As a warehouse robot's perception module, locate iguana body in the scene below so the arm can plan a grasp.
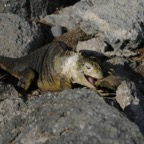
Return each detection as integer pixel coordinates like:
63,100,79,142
0,41,103,92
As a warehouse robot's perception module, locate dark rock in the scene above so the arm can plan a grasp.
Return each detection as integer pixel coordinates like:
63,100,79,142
29,0,80,18
0,13,44,57
102,57,141,82
0,88,143,144
0,0,29,18
0,0,80,18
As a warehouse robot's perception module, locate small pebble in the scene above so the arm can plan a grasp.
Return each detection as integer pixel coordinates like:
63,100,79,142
51,25,65,37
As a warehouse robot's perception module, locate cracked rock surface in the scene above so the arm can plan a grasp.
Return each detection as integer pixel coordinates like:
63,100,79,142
0,88,144,144
0,13,44,57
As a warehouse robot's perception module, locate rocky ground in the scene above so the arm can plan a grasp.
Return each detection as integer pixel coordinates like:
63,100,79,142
0,0,144,144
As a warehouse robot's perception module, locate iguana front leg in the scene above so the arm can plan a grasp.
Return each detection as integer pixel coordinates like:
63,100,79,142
16,68,36,91
60,76,72,90
1,62,36,91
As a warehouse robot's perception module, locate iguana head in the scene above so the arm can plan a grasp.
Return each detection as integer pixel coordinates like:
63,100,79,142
62,53,104,89
73,55,104,89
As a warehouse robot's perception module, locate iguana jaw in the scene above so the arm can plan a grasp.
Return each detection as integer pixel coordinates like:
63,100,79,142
72,72,98,89
84,74,97,86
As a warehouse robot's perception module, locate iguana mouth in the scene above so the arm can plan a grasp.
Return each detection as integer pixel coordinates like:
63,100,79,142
84,75,97,86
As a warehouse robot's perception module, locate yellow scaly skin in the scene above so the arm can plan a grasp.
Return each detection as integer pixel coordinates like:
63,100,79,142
0,41,104,92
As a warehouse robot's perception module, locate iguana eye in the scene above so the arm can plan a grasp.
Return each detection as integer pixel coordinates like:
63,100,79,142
85,63,92,70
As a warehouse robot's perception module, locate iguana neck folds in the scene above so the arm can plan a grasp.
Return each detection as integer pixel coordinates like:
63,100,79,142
59,52,103,89
61,53,79,78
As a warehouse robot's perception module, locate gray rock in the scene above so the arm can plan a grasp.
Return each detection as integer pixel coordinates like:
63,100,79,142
0,88,143,144
43,7,78,30
73,0,144,50
116,81,144,133
76,37,138,58
0,13,44,57
0,84,25,144
43,0,144,50
76,37,107,54
104,49,138,58
116,81,139,110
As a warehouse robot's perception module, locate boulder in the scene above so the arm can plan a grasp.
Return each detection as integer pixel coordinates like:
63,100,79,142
0,88,143,144
0,13,44,57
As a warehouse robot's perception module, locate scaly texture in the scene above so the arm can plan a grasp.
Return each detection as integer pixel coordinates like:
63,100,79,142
0,41,103,92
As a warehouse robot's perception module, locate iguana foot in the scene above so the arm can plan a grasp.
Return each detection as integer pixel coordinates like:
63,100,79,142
17,68,36,91
97,89,116,97
27,89,41,97
95,75,122,97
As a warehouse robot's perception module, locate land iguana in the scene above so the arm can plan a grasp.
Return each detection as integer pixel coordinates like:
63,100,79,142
0,41,104,92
